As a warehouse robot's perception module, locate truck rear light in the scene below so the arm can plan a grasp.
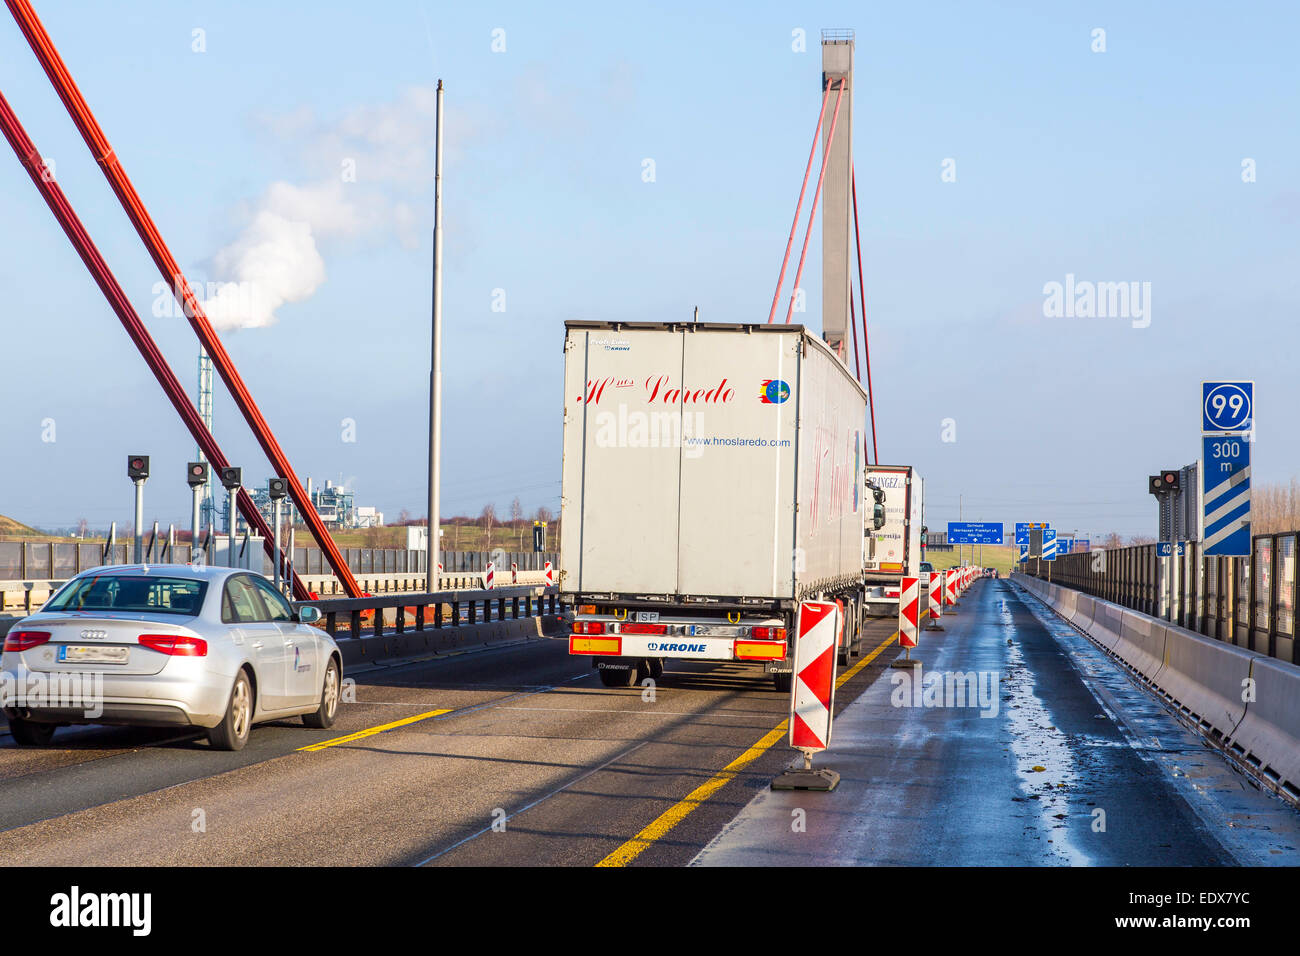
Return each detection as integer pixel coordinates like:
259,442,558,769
572,621,606,635
735,640,787,661
3,630,51,652
139,634,208,656
620,622,667,635
750,626,787,640
569,636,622,656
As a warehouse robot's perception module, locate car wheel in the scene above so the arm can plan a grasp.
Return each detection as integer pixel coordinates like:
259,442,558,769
302,657,341,729
8,717,56,747
208,671,253,751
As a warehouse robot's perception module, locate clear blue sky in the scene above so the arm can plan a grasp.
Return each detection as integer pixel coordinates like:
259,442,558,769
0,0,1296,539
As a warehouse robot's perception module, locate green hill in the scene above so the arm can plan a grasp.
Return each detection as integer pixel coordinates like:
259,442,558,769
0,514,42,537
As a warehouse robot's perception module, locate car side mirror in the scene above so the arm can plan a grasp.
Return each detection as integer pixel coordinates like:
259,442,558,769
297,606,322,624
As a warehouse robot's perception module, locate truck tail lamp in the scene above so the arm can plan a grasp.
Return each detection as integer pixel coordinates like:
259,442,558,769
750,626,787,640
569,635,622,656
735,640,787,661
572,620,606,635
619,623,667,635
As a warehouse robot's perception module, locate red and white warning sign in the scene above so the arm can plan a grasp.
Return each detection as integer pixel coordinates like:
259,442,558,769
945,569,957,606
544,561,554,586
511,561,518,583
485,562,496,589
928,571,943,621
788,600,841,754
899,575,920,648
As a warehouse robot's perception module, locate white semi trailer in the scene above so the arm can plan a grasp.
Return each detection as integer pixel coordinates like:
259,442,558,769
559,320,869,691
862,464,924,616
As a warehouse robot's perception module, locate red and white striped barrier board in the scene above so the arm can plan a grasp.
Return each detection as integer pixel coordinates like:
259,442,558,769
544,561,554,586
899,575,920,648
928,572,943,621
485,562,496,589
789,600,840,754
511,561,518,584
436,561,443,574
944,570,957,606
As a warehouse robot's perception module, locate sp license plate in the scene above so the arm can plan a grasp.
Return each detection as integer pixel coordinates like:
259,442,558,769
635,611,659,623
58,645,130,664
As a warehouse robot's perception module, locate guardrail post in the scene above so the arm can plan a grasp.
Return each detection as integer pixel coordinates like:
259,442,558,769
350,609,361,640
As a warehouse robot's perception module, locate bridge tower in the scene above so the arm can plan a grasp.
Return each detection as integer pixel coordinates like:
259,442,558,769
820,30,854,357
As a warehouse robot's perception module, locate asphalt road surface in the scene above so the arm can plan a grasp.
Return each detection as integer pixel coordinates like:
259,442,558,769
2,578,1295,866
0,619,898,866
694,578,1300,866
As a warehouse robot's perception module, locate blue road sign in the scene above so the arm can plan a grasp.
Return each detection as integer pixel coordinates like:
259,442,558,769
1074,539,1091,552
1015,522,1050,546
1042,529,1057,561
948,521,1004,544
1203,435,1251,556
1177,542,1186,556
1157,542,1173,557
1018,543,1029,562
1203,381,1253,434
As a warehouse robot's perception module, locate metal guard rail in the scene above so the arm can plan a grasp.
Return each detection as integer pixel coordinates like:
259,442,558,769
298,585,560,642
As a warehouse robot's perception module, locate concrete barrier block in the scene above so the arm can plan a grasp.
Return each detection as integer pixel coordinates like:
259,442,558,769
1113,610,1167,682
1226,658,1300,797
1154,626,1255,739
1073,594,1096,631
1090,602,1125,650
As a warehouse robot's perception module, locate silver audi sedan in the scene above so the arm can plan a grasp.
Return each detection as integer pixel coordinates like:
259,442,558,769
1,565,342,751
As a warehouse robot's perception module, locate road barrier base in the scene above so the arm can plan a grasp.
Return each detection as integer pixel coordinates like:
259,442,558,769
771,767,840,792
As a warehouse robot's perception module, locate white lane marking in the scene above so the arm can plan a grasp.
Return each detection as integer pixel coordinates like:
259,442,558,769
413,740,651,866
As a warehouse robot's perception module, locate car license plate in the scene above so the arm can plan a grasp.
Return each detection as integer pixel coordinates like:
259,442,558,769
58,645,130,664
635,611,659,623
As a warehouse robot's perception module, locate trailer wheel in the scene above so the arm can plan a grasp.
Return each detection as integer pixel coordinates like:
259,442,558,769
648,658,665,680
598,664,639,688
772,672,793,693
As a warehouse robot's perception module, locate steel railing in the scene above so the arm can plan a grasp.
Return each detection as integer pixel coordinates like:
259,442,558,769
298,585,560,641
1026,531,1298,665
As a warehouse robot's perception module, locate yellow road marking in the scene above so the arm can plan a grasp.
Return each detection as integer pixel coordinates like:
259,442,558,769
596,630,899,867
297,709,451,752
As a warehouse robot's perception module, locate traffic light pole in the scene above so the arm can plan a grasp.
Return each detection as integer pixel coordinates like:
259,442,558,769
227,487,237,568
191,485,203,564
272,498,283,591
132,479,144,564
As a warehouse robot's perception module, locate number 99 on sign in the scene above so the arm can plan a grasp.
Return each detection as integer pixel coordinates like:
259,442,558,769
1203,382,1252,433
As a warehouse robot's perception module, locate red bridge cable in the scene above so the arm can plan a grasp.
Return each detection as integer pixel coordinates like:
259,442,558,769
766,82,833,324
6,0,361,599
784,78,846,324
851,169,878,465
0,90,308,598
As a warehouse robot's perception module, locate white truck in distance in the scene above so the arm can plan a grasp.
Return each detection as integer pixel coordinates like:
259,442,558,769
559,320,870,691
862,464,924,617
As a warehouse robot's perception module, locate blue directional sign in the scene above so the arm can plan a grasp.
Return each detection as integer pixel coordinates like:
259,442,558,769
1014,522,1050,546
947,522,1004,545
1157,542,1173,557
1042,529,1057,561
1203,381,1253,434
1203,435,1250,556
1074,539,1091,552
1018,543,1030,563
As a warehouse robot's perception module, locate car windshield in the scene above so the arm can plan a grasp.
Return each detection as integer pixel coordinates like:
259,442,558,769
46,575,207,616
